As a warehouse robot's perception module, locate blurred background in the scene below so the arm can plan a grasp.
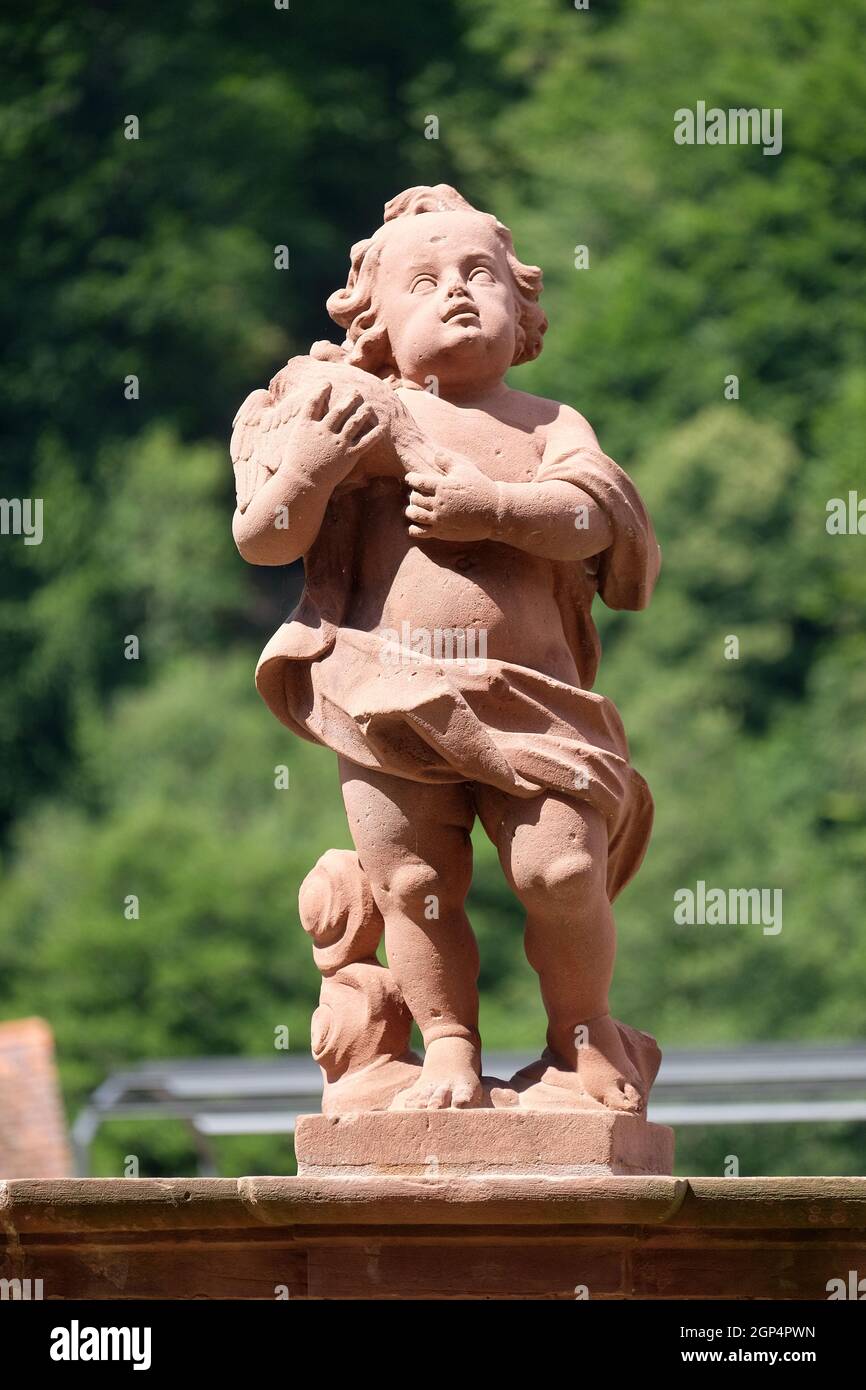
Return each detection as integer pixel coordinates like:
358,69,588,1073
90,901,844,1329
1,0,864,1178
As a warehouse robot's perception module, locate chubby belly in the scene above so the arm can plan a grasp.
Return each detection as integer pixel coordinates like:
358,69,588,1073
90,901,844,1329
343,480,579,685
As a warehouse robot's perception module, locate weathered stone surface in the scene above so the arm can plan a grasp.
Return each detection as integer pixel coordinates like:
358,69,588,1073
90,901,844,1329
295,1109,675,1177
674,1176,866,1228
1,1176,864,1299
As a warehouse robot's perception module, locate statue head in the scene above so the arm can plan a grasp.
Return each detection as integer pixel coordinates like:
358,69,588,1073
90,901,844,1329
314,185,547,392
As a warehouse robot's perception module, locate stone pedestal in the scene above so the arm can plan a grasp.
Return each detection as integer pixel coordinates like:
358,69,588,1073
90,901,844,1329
2,1177,864,1299
296,1109,674,1177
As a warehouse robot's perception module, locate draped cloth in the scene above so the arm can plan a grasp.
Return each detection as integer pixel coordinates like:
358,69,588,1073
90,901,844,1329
255,443,660,902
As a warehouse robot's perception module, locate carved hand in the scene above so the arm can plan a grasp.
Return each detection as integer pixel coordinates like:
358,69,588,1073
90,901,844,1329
283,380,386,482
404,453,500,542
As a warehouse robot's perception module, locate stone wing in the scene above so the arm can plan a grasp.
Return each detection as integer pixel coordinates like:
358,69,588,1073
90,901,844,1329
229,384,301,513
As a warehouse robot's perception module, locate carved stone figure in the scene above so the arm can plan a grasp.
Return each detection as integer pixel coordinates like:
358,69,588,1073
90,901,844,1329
232,185,664,1130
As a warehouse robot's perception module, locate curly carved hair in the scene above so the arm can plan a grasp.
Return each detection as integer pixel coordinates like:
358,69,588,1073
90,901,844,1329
310,185,547,380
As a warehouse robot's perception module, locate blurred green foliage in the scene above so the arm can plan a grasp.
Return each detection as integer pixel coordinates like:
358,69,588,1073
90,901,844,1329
0,0,864,1177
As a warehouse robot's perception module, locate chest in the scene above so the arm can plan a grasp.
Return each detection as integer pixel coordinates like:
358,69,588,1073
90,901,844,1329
401,392,544,485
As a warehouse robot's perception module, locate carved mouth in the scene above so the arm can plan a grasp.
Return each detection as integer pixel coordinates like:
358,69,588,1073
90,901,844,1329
442,303,479,324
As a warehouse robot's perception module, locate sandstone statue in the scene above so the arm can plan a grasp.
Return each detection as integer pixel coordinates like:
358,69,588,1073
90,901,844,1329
231,185,663,1123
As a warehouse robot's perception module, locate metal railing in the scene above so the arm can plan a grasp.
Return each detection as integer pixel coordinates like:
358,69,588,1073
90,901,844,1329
71,1042,866,1175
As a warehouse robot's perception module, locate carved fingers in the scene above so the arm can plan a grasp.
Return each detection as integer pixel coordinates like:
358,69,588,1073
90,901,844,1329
326,386,364,430
404,472,436,534
344,403,386,454
333,384,384,452
404,465,498,542
292,381,386,470
405,469,446,537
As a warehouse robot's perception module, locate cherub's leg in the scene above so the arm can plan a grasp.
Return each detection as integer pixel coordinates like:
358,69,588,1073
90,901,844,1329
475,786,644,1112
338,757,482,1109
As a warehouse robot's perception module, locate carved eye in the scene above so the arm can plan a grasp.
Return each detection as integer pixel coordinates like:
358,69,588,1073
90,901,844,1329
410,275,437,294
469,267,496,285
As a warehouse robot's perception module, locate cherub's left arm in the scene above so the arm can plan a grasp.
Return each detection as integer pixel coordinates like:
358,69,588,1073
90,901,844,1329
404,405,611,562
405,402,660,606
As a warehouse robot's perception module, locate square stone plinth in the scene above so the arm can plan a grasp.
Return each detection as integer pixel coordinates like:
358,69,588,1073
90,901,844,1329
295,1109,674,1177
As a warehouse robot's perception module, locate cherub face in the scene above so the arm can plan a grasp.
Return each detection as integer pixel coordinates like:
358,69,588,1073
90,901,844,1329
374,211,517,393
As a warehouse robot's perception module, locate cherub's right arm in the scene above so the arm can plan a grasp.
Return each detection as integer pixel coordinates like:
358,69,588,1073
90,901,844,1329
232,381,383,566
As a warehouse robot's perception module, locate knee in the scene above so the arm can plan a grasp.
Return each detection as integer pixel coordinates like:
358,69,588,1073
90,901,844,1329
513,848,605,916
372,855,469,920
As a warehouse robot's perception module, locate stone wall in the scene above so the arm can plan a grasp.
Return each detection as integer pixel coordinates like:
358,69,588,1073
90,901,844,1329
1,1176,864,1299
0,1019,72,1180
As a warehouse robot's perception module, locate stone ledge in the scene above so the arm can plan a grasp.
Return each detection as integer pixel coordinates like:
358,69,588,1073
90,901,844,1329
2,1177,864,1299
3,1176,865,1233
0,1174,688,1233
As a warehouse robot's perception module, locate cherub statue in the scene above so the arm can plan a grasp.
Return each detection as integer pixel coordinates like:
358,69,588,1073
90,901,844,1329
232,185,662,1116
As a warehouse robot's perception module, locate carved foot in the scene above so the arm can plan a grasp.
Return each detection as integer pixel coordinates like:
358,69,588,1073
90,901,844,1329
508,1016,662,1114
391,1036,483,1111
